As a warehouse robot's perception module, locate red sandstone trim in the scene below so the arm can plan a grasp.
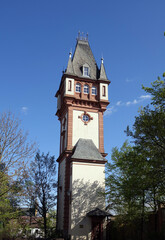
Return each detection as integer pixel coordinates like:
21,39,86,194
63,155,71,233
99,111,104,153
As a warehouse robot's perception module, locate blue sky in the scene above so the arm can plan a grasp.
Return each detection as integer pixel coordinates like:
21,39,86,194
0,0,164,162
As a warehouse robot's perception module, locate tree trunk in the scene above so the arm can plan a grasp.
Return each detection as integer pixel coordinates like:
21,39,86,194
43,192,47,239
141,189,145,240
153,189,157,234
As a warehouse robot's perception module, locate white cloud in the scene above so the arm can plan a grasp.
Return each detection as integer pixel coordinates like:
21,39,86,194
126,101,131,106
105,94,151,117
139,94,151,99
21,107,28,115
133,99,138,104
124,95,151,107
126,78,133,83
116,101,122,106
125,99,139,106
104,106,117,116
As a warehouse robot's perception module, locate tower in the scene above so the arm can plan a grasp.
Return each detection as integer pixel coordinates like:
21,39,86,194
55,34,110,240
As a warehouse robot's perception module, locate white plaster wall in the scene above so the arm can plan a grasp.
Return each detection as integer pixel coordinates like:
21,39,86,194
58,158,66,230
65,78,74,95
70,162,105,239
72,110,99,148
100,83,108,101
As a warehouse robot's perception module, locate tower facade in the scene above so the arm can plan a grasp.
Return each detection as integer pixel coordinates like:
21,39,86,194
56,35,110,240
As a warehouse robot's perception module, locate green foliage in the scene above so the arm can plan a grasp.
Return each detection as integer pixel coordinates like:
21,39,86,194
0,172,21,239
106,142,149,225
142,77,165,108
106,76,165,235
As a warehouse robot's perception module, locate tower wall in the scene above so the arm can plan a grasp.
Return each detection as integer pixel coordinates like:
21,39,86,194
72,110,99,148
56,36,110,240
70,161,105,239
57,158,66,230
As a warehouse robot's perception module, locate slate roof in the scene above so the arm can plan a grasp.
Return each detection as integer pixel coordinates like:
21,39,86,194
64,37,110,83
66,54,74,74
99,61,108,81
87,208,111,217
71,40,99,79
71,138,105,161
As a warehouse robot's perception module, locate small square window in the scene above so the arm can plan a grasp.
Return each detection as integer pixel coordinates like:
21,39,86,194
84,85,89,94
92,86,97,95
76,83,81,93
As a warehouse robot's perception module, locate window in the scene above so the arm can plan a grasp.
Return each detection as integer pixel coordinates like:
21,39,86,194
84,85,89,94
68,80,72,91
102,86,106,96
92,86,97,95
75,83,81,93
83,67,89,76
83,114,89,122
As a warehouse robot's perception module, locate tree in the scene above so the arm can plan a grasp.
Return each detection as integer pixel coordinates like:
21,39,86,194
106,76,165,239
0,112,36,237
27,152,57,239
0,111,35,183
127,77,165,210
106,142,150,239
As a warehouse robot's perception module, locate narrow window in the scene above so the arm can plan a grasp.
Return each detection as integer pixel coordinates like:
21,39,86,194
84,85,89,94
68,80,72,91
92,86,97,95
76,83,81,93
102,86,106,96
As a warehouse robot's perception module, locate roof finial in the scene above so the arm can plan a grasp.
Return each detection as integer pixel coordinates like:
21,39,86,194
101,56,104,64
69,48,72,58
77,32,88,42
62,67,65,74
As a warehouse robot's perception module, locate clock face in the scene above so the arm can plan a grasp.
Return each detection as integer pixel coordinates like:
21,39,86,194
82,114,89,122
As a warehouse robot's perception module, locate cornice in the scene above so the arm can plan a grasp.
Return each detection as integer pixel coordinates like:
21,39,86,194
70,158,107,164
56,149,73,163
62,73,111,84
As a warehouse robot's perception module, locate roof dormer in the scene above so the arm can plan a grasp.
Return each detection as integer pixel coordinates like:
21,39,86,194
82,63,90,77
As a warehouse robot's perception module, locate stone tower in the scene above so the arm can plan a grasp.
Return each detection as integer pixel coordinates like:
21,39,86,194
55,34,110,240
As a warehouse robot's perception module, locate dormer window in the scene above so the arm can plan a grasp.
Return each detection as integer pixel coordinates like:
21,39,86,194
83,63,90,77
84,67,89,76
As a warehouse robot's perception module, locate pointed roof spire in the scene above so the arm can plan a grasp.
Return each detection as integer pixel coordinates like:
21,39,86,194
66,50,74,74
72,33,99,79
99,56,108,81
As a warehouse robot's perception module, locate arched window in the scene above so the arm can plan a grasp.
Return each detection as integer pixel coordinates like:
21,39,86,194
92,86,97,95
84,85,89,94
75,83,81,93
